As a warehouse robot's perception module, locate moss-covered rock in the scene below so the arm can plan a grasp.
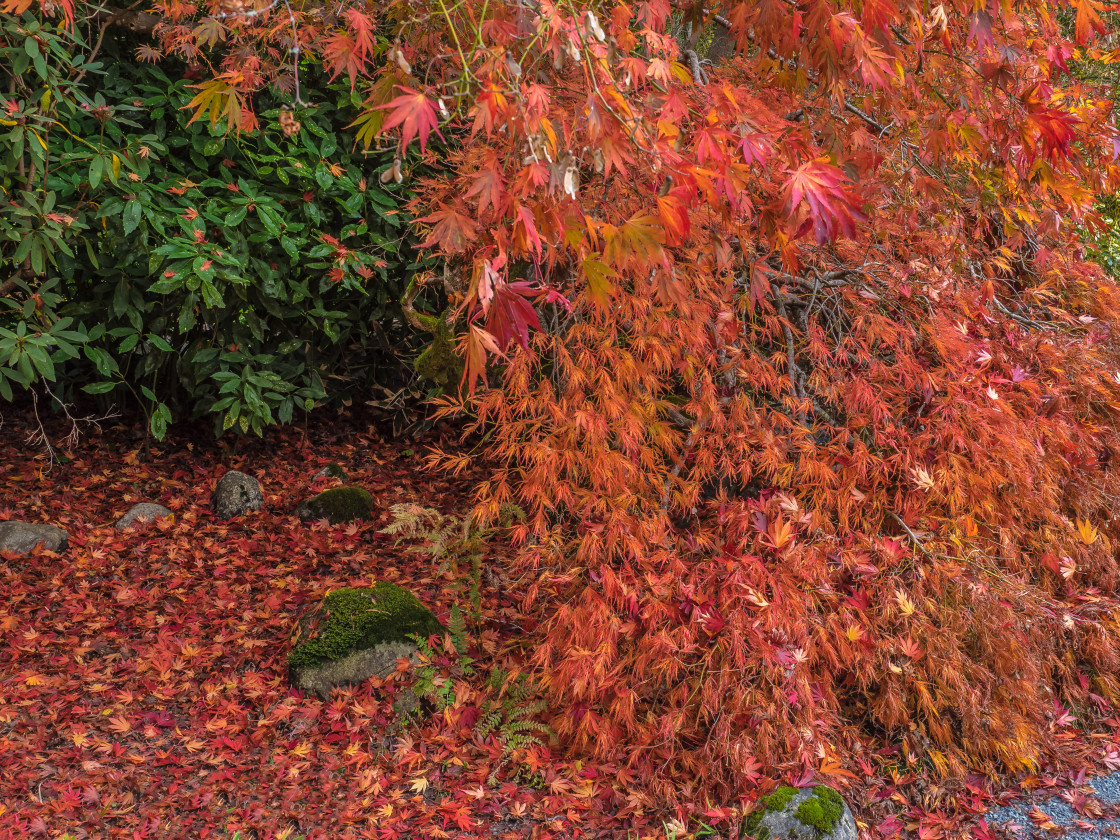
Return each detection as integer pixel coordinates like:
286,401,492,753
740,786,855,840
288,583,444,698
293,486,374,524
415,317,464,392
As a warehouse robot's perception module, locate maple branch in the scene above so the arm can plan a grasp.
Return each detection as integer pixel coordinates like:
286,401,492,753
683,49,708,85
844,102,892,136
72,20,112,87
774,298,805,408
91,5,160,34
889,24,913,46
401,276,442,333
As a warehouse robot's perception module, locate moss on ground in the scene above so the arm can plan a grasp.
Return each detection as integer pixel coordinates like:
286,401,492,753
297,486,373,524
288,583,444,670
740,785,845,840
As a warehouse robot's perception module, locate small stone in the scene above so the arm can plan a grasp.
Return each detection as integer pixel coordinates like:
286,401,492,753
211,470,263,519
294,486,373,525
313,463,347,481
0,521,69,555
741,786,856,840
288,583,444,699
115,503,173,530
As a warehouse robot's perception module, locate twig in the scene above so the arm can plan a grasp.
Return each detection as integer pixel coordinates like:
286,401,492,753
24,382,119,469
844,101,892,136
0,274,20,297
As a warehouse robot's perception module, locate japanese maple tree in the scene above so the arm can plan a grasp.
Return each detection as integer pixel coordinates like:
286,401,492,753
12,0,1120,814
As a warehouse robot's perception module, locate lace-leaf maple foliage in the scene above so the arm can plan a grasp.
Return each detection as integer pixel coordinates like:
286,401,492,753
30,0,1120,810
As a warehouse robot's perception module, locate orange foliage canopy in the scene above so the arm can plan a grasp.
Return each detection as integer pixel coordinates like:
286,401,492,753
32,0,1120,810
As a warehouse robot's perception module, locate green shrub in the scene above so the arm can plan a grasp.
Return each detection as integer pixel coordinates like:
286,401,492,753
0,12,444,437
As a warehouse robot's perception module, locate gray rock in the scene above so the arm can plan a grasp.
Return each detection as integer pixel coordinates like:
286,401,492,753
211,470,263,519
0,521,69,555
115,503,173,530
292,640,419,699
313,462,347,481
742,786,856,840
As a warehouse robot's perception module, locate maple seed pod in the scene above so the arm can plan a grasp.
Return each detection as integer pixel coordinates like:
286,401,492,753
380,158,403,185
584,10,606,43
929,4,948,35
388,43,412,75
437,98,450,121
505,51,522,79
591,147,604,174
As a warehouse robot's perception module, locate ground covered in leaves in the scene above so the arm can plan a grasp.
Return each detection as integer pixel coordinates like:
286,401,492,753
0,410,602,840
6,410,1120,840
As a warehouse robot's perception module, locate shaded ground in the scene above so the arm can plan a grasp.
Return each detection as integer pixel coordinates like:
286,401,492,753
0,410,611,840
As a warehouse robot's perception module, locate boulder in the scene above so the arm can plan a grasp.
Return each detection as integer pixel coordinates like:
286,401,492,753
115,503,173,530
211,470,263,519
741,786,857,840
294,486,373,524
288,583,444,699
0,521,69,555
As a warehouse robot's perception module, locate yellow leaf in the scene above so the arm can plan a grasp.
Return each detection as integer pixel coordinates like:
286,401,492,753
768,518,793,550
1077,519,1099,545
845,624,864,642
746,588,769,608
895,589,916,616
910,466,936,492
670,60,694,84
409,776,429,794
185,79,243,133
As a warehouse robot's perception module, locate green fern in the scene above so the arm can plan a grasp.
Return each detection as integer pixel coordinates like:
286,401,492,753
475,667,554,785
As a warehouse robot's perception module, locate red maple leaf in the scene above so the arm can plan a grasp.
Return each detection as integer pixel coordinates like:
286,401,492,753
783,159,866,243
377,86,443,152
485,281,541,351
417,203,478,253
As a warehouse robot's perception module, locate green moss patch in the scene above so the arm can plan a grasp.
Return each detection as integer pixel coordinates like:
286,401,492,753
796,786,845,834
288,583,444,670
296,486,374,524
741,785,846,840
763,786,798,811
742,786,797,840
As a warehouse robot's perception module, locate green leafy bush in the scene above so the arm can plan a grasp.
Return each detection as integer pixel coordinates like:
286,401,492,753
0,13,438,437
